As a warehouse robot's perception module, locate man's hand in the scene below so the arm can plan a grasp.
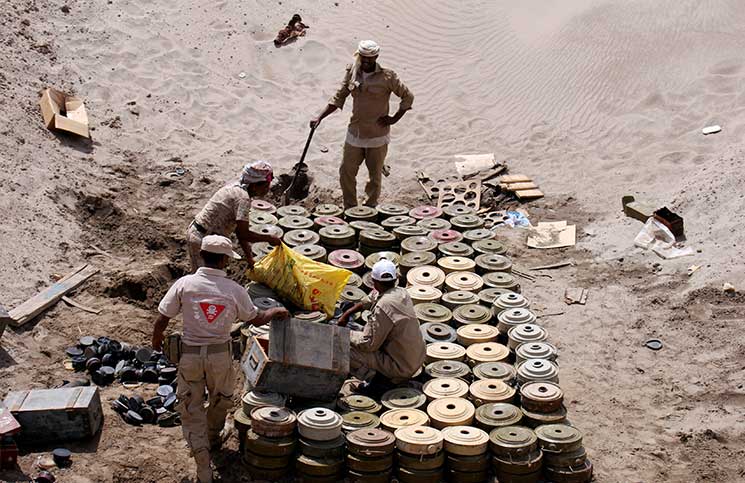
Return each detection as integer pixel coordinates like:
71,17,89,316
152,332,164,351
266,236,282,246
309,117,322,129
271,308,290,320
377,115,398,127
246,256,256,271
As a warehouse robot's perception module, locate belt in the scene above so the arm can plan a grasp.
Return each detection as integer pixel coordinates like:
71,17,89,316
190,221,208,235
181,341,231,354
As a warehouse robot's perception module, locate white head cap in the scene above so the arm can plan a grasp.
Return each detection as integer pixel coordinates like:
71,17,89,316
371,259,397,282
201,235,241,259
357,40,380,58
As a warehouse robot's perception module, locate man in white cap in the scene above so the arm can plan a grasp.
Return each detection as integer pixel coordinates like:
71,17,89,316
310,40,414,209
339,259,425,391
187,160,281,272
152,234,290,483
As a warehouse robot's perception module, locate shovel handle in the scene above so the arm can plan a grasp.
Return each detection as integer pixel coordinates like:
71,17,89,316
297,126,316,167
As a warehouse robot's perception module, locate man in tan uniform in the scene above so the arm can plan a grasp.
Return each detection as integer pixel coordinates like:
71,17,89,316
152,235,289,483
339,260,426,387
310,40,414,208
187,160,281,272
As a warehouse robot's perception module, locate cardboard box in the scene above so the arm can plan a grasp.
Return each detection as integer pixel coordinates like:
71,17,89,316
39,88,90,138
3,387,103,444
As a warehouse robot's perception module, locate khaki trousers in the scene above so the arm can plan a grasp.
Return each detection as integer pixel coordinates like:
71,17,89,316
339,143,388,209
187,225,204,273
350,346,408,384
176,345,235,454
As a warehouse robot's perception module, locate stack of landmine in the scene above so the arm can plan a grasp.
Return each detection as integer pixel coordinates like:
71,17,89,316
295,407,345,482
244,200,592,482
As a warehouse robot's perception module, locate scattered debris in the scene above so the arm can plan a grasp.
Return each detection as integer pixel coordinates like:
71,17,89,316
622,195,655,222
687,265,701,276
702,125,721,135
274,14,309,47
653,207,684,240
61,296,102,315
527,221,576,249
499,174,544,200
644,339,663,351
564,287,588,305
0,404,21,437
529,260,574,271
110,391,180,427
723,282,736,294
634,218,693,259
238,72,246,79
536,310,566,318
9,264,99,327
35,471,56,483
39,88,90,138
436,179,481,210
382,164,391,177
453,153,498,178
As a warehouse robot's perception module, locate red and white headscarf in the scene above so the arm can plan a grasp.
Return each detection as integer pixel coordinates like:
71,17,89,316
240,160,273,186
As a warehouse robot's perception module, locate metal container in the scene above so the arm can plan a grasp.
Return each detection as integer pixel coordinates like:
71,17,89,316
250,406,297,438
469,379,516,406
337,395,382,415
313,203,343,218
441,291,480,310
381,215,416,229
515,342,558,364
277,205,309,218
379,408,430,432
437,242,475,258
442,204,475,219
401,236,438,254
516,359,560,384
474,403,522,431
292,244,327,262
535,424,583,453
393,225,429,240
242,318,350,400
519,381,563,413
450,214,484,231
472,239,508,255
474,254,512,274
481,271,520,292
415,303,453,325
463,229,495,243
297,408,343,441
426,397,475,429
407,266,446,289
400,251,437,278
488,425,538,458
424,360,471,380
472,362,516,383
441,425,489,456
283,229,320,247
395,425,444,455
497,307,537,335
456,324,499,347
437,256,476,274
345,205,379,222
507,324,548,351
410,205,444,220
407,285,443,305
346,427,396,457
278,215,313,231
377,203,409,219
423,377,470,400
420,322,457,344
381,388,427,411
444,272,484,293
426,342,467,364
342,411,380,432
251,199,277,214
365,251,400,270
544,459,593,483
466,342,510,366
3,387,103,444
328,249,366,272
429,229,463,244
452,304,492,326
478,287,515,306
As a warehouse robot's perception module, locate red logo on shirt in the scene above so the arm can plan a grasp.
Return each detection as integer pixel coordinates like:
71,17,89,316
199,303,226,323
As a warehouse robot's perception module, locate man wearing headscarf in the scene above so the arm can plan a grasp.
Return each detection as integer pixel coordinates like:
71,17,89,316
310,40,414,209
186,161,281,272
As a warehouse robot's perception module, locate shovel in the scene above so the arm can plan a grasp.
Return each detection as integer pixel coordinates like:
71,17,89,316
283,127,316,205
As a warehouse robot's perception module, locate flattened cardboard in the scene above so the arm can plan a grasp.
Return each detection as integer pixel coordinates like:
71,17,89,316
515,188,545,200
39,88,90,138
527,221,576,249
499,174,532,184
454,153,496,177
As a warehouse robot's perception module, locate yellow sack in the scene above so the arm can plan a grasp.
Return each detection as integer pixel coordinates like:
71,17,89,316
247,243,352,318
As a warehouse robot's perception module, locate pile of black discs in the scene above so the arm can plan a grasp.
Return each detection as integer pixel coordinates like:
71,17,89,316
64,335,177,387
110,386,181,427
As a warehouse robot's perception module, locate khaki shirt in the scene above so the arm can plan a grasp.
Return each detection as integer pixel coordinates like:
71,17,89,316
158,267,257,346
351,287,425,379
329,64,414,140
194,183,251,236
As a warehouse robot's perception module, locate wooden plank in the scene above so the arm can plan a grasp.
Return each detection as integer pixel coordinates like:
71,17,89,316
503,181,538,191
9,265,99,327
515,188,545,200
61,296,102,315
499,174,532,184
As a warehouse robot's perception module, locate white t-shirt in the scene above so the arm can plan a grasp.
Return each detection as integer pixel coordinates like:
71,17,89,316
158,267,257,346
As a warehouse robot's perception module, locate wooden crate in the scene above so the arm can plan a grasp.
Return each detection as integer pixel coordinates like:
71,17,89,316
242,318,350,401
3,387,103,444
0,304,9,341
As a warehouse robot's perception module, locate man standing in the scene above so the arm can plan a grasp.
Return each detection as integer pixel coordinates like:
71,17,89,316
310,40,414,208
339,260,426,389
187,160,281,272
152,235,289,483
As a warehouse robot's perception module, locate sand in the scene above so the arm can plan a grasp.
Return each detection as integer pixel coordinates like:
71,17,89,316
1,0,745,481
